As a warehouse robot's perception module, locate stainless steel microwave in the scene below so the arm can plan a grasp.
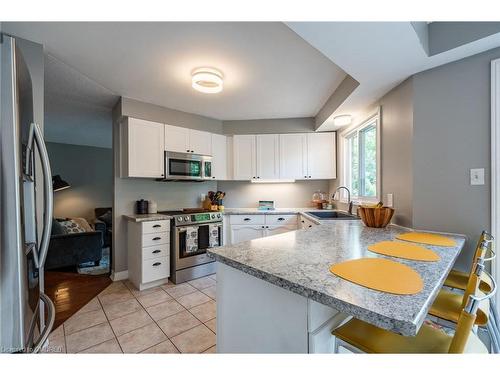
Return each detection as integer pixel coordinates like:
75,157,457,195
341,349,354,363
162,152,213,181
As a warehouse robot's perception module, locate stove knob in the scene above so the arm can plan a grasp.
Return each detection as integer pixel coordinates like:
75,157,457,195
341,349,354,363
177,217,183,222
184,216,190,221
217,214,221,218
211,214,215,219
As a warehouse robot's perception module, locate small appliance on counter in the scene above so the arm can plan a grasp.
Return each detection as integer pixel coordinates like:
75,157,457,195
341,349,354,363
136,199,149,214
258,200,275,211
148,200,158,214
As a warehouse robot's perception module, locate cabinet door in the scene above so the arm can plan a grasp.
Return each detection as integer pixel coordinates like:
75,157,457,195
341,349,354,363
279,134,307,179
299,216,317,230
165,124,190,153
306,132,336,179
211,134,227,180
233,135,256,180
230,225,265,245
265,225,297,237
189,129,212,156
256,134,279,179
126,118,165,178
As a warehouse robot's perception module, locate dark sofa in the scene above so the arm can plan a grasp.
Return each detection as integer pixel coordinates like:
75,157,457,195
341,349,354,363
93,207,112,249
45,219,103,270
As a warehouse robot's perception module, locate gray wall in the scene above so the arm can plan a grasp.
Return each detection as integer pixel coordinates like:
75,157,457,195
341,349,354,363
222,117,314,134
378,78,414,227
412,47,499,270
330,78,414,227
47,142,113,220
218,180,330,208
113,99,221,273
118,97,223,134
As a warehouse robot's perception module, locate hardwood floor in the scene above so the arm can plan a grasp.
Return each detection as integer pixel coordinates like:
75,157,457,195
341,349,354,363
44,271,112,330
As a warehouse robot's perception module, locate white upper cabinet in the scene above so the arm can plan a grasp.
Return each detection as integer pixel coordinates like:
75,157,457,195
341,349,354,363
256,134,280,179
306,132,336,179
211,133,228,180
233,135,256,180
164,124,189,153
189,129,212,155
122,118,165,178
165,124,212,155
279,133,307,179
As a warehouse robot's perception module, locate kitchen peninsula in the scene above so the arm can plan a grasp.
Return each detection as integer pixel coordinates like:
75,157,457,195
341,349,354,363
208,217,466,353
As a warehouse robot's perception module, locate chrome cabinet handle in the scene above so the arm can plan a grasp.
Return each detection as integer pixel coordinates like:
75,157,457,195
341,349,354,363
153,224,161,228
152,250,161,254
243,218,251,221
152,237,161,241
153,262,162,267
277,217,285,221
31,293,55,354
26,123,53,269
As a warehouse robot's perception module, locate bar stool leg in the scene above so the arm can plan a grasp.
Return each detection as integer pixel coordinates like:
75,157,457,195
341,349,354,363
488,318,500,353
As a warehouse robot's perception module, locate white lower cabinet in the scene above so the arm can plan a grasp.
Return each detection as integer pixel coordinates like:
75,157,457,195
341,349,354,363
230,225,266,244
128,220,171,290
228,214,299,245
299,215,317,230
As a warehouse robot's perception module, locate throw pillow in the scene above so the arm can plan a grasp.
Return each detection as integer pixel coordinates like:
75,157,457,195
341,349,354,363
71,217,94,232
51,219,67,235
98,210,112,226
59,219,86,234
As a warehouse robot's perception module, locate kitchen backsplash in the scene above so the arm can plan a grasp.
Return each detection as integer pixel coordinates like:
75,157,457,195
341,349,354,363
217,180,331,208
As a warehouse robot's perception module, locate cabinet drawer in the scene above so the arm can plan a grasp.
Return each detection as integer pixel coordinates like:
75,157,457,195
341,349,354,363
229,214,265,225
142,256,169,283
142,232,169,247
142,243,169,261
142,220,170,234
265,214,297,226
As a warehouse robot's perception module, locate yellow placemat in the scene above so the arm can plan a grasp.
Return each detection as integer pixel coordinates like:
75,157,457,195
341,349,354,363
329,258,424,295
396,232,457,247
368,241,440,262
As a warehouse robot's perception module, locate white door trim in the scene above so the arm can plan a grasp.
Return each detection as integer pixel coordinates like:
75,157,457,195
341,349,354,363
491,58,500,310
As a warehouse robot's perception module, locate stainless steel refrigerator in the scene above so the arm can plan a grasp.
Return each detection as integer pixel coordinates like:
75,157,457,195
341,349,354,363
1,33,55,353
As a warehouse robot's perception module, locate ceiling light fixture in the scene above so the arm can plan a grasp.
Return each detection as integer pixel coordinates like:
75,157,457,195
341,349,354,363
333,115,352,127
191,67,223,94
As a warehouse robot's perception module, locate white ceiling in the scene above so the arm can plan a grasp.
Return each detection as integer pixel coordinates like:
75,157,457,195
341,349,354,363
44,54,117,148
287,22,500,130
5,22,347,121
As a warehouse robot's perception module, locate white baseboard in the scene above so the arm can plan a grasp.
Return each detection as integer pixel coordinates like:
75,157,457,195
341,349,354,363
110,270,129,281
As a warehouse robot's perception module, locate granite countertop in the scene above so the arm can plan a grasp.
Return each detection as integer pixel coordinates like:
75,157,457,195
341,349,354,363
208,220,466,336
123,213,173,222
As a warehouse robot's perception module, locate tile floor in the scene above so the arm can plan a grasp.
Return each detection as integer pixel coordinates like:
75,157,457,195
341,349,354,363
42,274,217,354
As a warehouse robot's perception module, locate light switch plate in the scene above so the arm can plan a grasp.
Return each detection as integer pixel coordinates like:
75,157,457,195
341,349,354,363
470,168,485,185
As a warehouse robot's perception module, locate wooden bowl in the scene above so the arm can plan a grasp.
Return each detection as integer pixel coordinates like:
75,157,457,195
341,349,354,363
357,206,395,228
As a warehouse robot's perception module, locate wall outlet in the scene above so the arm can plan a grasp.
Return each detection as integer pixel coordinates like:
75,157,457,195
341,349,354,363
470,168,485,186
200,193,206,202
386,193,394,208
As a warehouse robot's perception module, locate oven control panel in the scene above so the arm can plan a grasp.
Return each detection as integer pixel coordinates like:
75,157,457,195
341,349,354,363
176,212,222,224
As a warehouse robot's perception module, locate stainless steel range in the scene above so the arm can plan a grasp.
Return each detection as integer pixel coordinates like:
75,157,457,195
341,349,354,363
159,210,223,284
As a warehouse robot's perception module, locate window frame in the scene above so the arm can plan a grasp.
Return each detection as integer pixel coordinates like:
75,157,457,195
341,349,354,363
339,109,381,204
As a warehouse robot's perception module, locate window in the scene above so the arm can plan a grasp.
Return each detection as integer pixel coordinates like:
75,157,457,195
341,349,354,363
343,115,380,201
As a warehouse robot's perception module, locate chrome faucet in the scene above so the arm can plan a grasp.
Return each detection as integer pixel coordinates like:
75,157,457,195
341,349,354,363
333,186,353,215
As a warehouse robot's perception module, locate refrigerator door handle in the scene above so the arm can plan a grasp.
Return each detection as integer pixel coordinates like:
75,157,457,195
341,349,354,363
27,122,53,268
31,292,55,353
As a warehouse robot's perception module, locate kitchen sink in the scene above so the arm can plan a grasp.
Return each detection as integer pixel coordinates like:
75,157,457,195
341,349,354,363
306,211,360,220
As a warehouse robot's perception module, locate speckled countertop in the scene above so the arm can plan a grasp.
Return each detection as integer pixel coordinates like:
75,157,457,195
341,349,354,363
223,207,331,215
208,220,466,336
123,213,173,222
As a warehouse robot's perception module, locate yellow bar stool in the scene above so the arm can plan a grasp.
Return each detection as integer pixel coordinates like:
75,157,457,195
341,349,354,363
444,231,493,294
332,267,497,353
428,238,499,352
